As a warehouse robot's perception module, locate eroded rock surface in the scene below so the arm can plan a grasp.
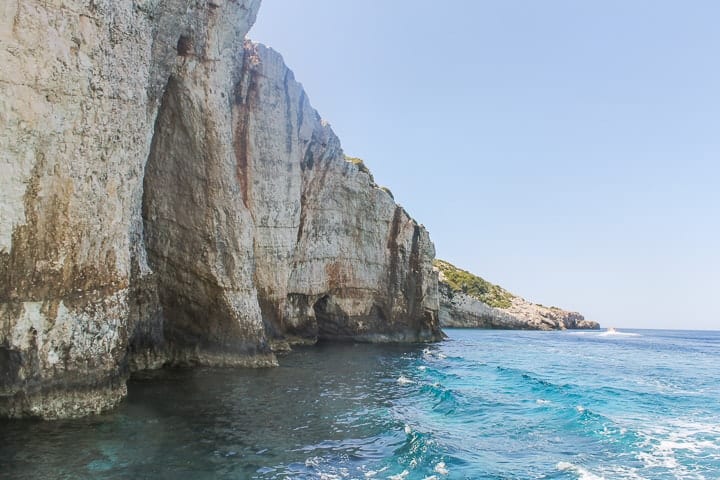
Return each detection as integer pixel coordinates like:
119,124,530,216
0,0,440,419
236,42,439,346
435,260,599,331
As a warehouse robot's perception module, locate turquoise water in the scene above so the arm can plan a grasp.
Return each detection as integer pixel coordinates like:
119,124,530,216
2,329,719,479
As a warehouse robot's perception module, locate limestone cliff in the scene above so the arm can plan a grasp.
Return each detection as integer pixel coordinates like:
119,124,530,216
435,260,599,331
0,0,440,419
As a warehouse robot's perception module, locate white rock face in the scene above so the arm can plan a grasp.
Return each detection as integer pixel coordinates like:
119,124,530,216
0,0,440,418
237,42,439,344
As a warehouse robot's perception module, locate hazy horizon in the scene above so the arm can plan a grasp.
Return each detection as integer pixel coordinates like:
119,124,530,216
251,1,720,331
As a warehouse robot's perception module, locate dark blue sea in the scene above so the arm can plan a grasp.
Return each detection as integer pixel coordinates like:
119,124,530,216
2,329,719,479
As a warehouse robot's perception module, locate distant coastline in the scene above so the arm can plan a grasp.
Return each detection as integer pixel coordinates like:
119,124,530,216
435,260,599,331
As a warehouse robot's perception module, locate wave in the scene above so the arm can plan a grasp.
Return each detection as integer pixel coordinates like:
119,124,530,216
397,375,415,385
635,418,720,476
556,461,605,480
434,461,449,475
422,347,465,362
416,365,463,383
419,382,462,414
388,423,463,478
387,470,409,480
494,366,581,400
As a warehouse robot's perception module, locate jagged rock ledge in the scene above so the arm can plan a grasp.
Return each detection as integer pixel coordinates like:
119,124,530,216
435,260,600,331
0,0,441,419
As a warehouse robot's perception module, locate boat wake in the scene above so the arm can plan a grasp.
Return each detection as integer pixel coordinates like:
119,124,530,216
599,330,640,337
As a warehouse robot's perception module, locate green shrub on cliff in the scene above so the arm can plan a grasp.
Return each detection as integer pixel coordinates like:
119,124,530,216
434,259,514,309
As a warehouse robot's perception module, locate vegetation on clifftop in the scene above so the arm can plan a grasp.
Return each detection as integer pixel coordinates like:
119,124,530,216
433,259,515,309
345,155,375,183
346,156,396,200
379,186,394,199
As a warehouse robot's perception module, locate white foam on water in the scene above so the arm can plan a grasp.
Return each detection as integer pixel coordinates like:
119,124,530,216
636,418,720,477
311,464,352,480
388,469,409,480
397,375,414,385
556,461,605,480
637,446,680,470
598,331,640,338
559,462,651,480
575,405,585,413
365,466,388,478
434,461,449,475
418,365,427,371
422,348,448,361
634,375,696,396
318,474,342,480
536,399,551,405
404,424,412,435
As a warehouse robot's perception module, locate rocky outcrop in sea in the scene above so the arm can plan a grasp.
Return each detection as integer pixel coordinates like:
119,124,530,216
0,0,440,419
435,260,599,331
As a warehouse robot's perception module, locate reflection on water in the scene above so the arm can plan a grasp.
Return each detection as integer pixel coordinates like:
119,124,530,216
1,343,431,480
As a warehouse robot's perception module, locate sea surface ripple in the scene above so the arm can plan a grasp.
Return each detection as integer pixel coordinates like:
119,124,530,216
1,329,719,479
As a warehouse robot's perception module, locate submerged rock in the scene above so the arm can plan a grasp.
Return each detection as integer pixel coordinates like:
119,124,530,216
0,0,440,419
435,260,599,331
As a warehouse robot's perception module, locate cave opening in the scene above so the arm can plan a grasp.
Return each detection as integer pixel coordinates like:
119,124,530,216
313,294,352,340
176,35,193,57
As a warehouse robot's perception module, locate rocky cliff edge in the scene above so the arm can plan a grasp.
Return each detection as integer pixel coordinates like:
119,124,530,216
435,260,599,331
0,0,440,419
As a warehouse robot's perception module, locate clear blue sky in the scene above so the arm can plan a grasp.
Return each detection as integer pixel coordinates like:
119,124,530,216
250,1,720,330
